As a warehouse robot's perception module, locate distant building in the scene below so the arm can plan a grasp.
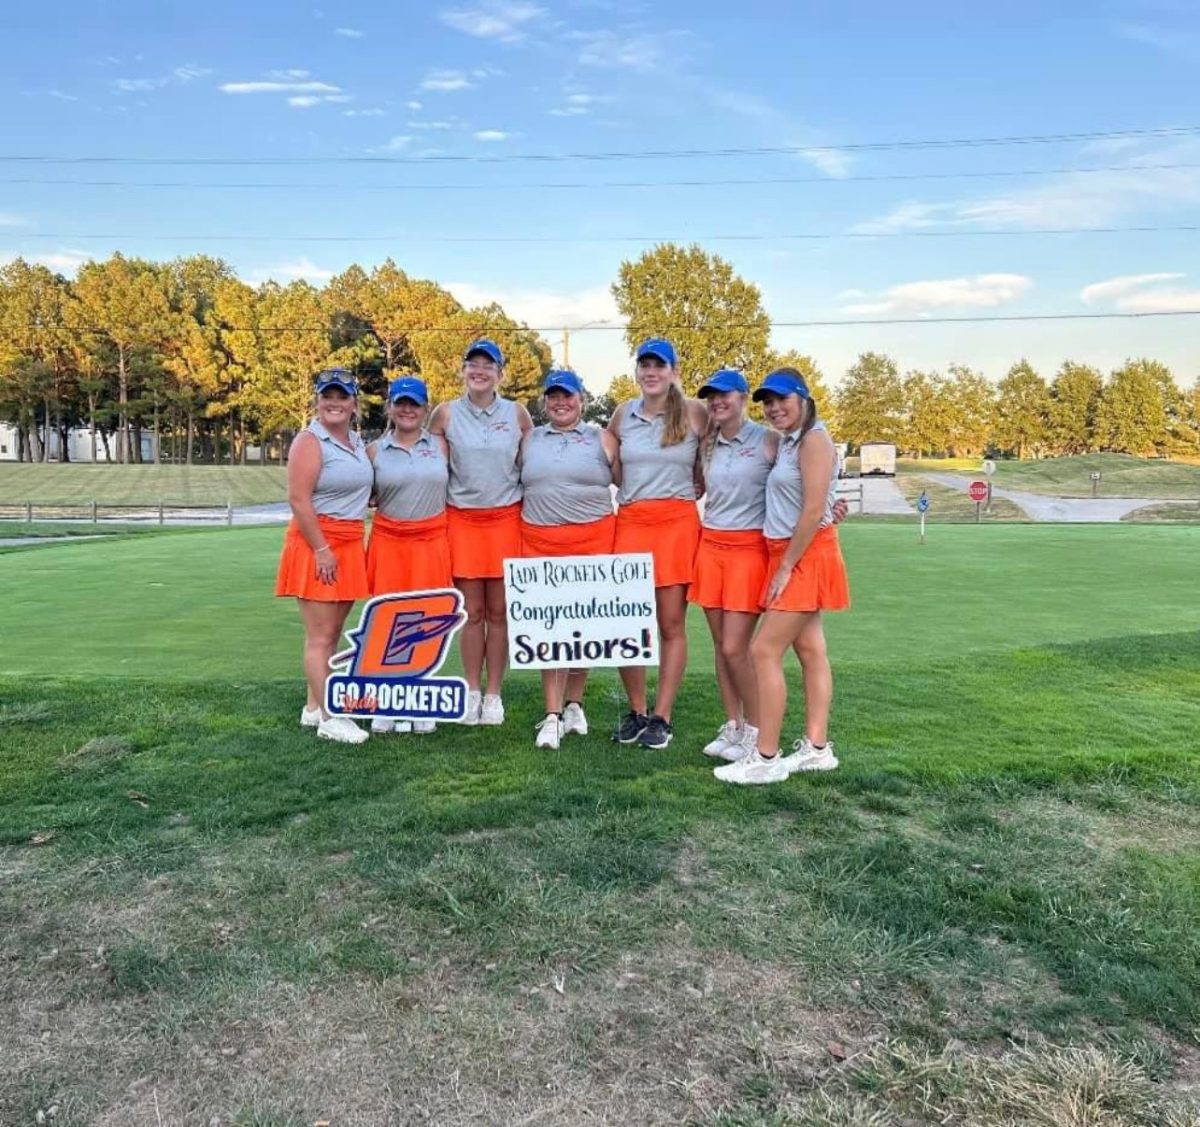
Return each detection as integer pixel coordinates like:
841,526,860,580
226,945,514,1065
0,423,156,463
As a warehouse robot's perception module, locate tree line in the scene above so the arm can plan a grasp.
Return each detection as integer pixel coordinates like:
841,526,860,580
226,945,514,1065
2,244,1198,463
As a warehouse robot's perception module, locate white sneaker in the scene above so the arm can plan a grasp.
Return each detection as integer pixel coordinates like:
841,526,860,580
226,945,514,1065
370,717,413,734
780,738,838,773
461,690,482,726
480,694,505,726
703,719,743,760
562,702,588,736
714,748,790,785
317,716,369,745
535,713,562,749
412,720,437,734
300,706,322,728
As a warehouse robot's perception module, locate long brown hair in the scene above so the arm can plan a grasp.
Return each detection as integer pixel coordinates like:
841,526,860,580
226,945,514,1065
661,381,688,447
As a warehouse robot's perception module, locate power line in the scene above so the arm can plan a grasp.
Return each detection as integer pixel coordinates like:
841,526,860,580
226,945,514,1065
29,310,1200,334
2,126,1197,167
10,224,1200,244
4,162,1197,192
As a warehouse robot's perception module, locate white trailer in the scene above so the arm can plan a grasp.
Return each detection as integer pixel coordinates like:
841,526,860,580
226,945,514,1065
860,442,897,477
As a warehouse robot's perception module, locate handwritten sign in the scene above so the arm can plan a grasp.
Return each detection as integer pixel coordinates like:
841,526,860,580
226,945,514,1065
503,553,659,670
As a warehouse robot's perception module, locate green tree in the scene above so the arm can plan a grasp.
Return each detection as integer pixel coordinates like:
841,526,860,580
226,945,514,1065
1095,359,1170,455
73,254,172,463
944,364,994,457
606,373,639,405
993,360,1050,459
611,243,771,393
1047,361,1102,456
835,352,905,449
0,260,78,461
901,371,956,457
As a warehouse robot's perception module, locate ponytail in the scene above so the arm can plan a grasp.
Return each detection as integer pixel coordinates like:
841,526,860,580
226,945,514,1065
661,382,688,447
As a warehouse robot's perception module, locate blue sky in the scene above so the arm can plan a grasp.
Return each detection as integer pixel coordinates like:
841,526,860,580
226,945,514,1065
2,0,1199,391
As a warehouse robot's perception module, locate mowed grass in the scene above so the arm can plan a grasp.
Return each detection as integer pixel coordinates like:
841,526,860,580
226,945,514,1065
984,453,1200,498
0,462,288,505
3,524,1200,1124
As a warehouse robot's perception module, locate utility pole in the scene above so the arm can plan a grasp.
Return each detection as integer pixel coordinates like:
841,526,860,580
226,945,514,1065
561,327,570,368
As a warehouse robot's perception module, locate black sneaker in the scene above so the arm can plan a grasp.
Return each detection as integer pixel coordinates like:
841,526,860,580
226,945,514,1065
638,714,673,749
612,710,648,744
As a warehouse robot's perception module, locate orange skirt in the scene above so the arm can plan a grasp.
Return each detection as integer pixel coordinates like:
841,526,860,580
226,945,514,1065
447,502,523,580
367,511,452,595
761,526,850,613
275,516,369,602
688,528,769,613
614,499,700,588
521,514,616,558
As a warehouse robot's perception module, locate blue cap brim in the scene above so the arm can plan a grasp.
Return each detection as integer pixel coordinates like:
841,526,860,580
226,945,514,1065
317,379,358,395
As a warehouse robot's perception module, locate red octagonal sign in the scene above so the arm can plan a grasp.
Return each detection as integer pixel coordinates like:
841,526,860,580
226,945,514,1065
968,480,988,503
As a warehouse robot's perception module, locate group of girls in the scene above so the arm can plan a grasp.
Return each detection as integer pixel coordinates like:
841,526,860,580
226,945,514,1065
275,336,849,786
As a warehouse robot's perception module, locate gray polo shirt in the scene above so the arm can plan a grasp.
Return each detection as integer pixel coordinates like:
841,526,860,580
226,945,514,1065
445,394,523,509
308,420,373,519
763,420,840,539
702,420,772,531
370,430,448,521
617,399,698,505
520,423,614,526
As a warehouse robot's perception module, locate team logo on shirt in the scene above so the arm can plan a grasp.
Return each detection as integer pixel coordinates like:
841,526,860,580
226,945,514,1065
324,590,469,721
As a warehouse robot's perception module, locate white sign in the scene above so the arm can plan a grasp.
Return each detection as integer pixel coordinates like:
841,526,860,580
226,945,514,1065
503,553,658,670
982,459,996,477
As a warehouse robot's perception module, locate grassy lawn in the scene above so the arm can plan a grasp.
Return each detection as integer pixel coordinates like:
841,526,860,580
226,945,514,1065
929,453,1200,499
0,463,288,506
3,524,1200,1124
895,474,1029,522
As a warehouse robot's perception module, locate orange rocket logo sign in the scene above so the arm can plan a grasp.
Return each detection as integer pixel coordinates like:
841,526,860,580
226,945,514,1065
324,590,468,721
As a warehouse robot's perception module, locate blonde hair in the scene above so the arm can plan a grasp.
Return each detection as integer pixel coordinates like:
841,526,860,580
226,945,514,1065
661,382,688,447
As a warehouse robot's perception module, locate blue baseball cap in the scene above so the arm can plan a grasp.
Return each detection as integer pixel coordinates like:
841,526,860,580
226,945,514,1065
698,368,749,398
464,338,503,365
636,337,677,366
752,369,811,402
388,375,429,405
543,368,585,396
315,368,359,396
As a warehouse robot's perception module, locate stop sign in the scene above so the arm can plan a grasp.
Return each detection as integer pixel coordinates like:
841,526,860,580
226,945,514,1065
968,480,988,503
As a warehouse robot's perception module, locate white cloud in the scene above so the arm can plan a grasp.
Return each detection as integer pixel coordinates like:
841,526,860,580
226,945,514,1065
220,80,341,94
446,281,621,370
288,96,321,107
113,77,168,92
335,26,364,37
550,105,589,116
1080,273,1185,304
0,213,30,228
268,69,311,79
568,29,670,70
343,107,386,117
112,64,209,93
409,119,456,130
843,274,1033,317
48,89,79,101
0,248,93,274
1080,272,1200,313
474,129,512,141
405,100,423,110
440,2,542,41
419,69,475,91
248,258,334,285
372,135,414,152
856,137,1200,232
1116,287,1200,313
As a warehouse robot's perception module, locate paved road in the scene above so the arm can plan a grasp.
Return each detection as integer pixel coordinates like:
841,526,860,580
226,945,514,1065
924,474,1171,522
850,477,915,515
